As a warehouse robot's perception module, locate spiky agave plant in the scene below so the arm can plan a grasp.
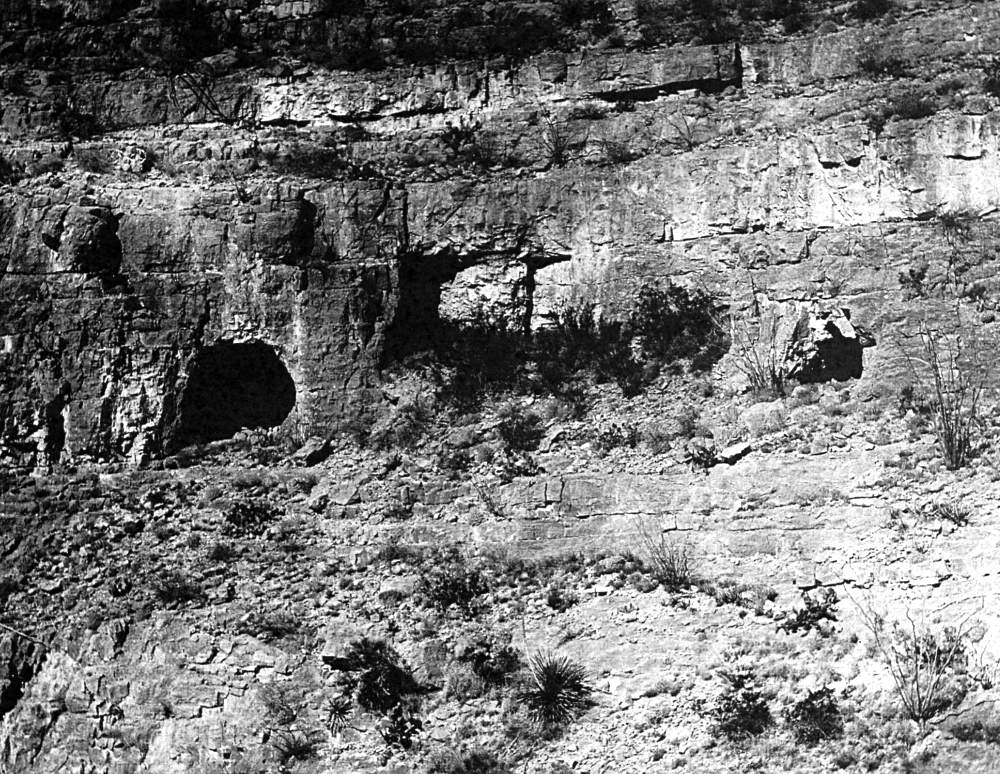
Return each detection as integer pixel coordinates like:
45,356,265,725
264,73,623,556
521,650,592,729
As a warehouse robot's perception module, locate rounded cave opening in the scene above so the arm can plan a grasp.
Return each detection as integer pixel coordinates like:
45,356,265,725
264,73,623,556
173,340,296,448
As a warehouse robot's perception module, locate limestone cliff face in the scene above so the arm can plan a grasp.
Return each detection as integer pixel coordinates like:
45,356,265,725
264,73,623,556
2,0,1000,467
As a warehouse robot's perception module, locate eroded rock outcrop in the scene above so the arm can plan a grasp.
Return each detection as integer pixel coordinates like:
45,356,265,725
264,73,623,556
1,0,999,471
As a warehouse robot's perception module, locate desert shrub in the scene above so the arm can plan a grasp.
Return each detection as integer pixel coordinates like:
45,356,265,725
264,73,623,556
546,586,579,612
539,117,584,168
521,650,592,730
150,569,204,605
857,46,907,78
418,548,490,617
426,281,724,404
343,638,421,715
731,305,793,398
440,120,516,169
705,579,777,612
270,729,322,764
259,681,300,726
244,608,305,642
592,422,639,454
599,138,641,164
637,522,698,591
861,610,975,726
887,92,937,120
205,540,237,563
921,500,971,527
426,746,511,774
224,497,280,536
711,666,772,738
780,588,839,635
378,703,423,750
948,714,1000,743
784,686,843,744
903,325,989,469
984,57,1000,98
495,403,544,451
683,438,719,470
938,209,976,246
459,637,523,689
73,147,113,173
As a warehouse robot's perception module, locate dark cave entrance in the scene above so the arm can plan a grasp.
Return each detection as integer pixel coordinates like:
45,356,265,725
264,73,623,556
174,341,295,447
383,250,466,363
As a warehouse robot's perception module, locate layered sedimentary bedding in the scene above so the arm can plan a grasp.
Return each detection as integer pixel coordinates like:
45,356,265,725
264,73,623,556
3,0,1000,467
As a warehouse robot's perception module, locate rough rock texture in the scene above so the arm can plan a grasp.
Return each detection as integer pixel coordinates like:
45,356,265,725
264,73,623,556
4,0,1000,467
6,8,1000,767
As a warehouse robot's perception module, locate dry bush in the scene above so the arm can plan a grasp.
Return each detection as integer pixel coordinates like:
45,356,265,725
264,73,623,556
730,303,795,398
635,519,698,591
859,605,978,727
901,323,990,469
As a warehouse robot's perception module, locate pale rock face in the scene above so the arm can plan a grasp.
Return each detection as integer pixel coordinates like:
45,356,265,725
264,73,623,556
2,0,1000,474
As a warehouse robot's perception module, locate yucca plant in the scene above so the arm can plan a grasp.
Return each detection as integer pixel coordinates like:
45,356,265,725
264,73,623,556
521,650,592,729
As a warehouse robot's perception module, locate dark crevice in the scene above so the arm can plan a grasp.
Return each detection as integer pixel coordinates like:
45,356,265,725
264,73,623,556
0,636,46,721
589,77,732,104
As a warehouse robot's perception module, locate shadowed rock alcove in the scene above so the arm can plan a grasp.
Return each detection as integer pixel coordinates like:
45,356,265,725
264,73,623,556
174,341,296,447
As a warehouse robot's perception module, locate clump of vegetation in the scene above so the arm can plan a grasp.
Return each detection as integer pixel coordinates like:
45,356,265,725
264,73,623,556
458,636,524,690
886,92,937,120
270,728,323,765
259,681,301,726
539,116,585,168
784,686,844,744
861,610,975,726
731,303,794,398
780,588,839,635
683,438,719,470
921,499,971,527
637,522,698,592
150,569,205,605
521,650,593,730
711,666,773,738
423,280,726,406
495,403,545,451
704,579,777,613
903,325,989,470
418,547,490,617
378,703,423,750
592,422,640,454
342,638,421,715
224,497,280,537
425,746,511,774
857,46,907,78
73,147,113,173
440,120,517,169
546,585,579,612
